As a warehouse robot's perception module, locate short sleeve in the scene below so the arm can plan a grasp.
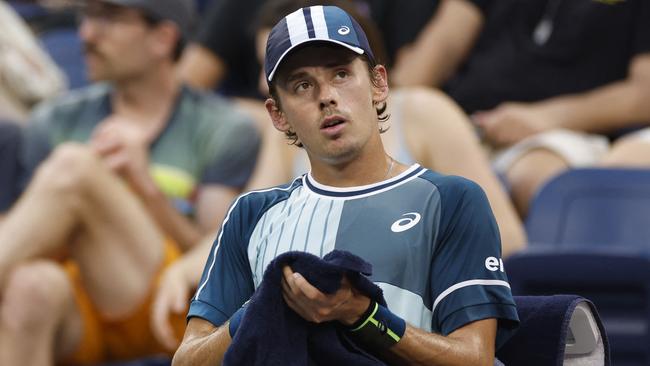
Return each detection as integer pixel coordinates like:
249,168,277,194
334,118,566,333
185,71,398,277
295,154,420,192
462,0,492,15
188,195,256,326
431,176,518,348
200,114,260,188
19,102,55,187
195,0,253,62
0,123,23,210
632,0,650,55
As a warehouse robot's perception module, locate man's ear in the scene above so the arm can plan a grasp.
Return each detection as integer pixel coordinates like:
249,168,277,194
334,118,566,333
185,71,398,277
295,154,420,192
265,98,289,132
371,64,389,105
150,21,179,59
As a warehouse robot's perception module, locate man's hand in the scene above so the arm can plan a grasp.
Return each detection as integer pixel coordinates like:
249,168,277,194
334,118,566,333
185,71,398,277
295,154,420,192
473,102,553,147
151,259,191,350
89,116,158,196
280,265,370,326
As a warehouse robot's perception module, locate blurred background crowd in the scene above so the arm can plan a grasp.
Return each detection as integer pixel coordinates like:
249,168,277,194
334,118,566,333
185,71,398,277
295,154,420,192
1,0,649,365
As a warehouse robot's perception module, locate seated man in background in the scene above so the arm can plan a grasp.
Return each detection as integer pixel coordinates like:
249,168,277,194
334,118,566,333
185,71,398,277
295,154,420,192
0,0,259,364
174,5,518,365
391,0,650,216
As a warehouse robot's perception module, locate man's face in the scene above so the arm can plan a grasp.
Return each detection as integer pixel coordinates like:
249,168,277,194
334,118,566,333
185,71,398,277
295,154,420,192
267,44,388,165
78,1,160,82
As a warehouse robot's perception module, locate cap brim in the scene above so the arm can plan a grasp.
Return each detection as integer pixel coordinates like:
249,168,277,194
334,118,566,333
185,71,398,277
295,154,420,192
267,38,364,82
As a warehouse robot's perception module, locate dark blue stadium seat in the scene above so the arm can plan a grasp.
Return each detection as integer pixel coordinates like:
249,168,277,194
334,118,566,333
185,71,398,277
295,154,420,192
39,27,88,90
507,168,650,365
526,168,650,248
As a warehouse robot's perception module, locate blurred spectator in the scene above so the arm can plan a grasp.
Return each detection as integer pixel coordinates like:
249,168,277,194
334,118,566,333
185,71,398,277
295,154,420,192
391,0,650,216
0,0,259,364
178,0,439,98
245,0,526,256
0,0,66,122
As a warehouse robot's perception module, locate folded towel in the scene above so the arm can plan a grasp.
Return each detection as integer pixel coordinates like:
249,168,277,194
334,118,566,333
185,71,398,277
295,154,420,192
497,295,610,366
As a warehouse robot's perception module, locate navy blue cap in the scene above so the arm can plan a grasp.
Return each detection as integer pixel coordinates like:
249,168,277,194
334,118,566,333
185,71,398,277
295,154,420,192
102,0,195,40
265,5,375,83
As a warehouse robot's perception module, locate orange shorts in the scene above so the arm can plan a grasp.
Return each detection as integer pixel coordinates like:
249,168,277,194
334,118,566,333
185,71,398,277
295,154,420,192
61,239,187,365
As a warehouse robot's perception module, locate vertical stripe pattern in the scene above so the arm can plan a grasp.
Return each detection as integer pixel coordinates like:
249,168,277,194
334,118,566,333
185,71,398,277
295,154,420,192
286,8,309,46
303,7,316,39
247,187,344,286
310,5,329,39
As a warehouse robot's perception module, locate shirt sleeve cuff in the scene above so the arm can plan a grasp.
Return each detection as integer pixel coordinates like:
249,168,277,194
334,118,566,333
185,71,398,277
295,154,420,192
187,299,230,327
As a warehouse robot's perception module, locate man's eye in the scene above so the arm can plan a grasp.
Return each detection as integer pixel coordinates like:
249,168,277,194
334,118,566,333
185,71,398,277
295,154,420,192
295,82,310,91
335,70,348,78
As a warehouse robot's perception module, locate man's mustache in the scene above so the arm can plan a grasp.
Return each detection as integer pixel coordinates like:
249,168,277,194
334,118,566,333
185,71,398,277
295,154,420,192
83,43,104,59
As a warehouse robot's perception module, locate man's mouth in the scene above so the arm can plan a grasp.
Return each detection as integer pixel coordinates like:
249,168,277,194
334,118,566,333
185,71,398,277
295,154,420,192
321,116,346,129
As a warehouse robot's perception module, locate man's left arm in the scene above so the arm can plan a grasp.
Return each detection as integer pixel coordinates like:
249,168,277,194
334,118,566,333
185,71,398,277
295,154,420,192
385,319,496,366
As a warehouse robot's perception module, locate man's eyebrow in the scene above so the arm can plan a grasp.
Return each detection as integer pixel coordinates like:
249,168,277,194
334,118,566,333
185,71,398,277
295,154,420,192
286,71,309,84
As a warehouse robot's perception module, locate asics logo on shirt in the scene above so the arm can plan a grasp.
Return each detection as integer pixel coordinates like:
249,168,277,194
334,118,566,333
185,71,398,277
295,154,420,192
391,212,421,233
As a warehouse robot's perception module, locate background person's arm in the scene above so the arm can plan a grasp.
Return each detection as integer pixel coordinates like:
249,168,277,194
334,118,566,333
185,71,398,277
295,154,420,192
178,44,228,90
474,54,650,147
391,0,484,88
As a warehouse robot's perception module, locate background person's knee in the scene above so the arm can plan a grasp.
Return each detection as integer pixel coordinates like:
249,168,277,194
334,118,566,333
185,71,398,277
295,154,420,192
506,149,569,217
601,137,650,167
32,143,100,196
1,261,74,332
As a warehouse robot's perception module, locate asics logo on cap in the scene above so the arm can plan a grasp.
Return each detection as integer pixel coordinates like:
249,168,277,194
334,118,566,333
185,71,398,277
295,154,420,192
338,26,350,35
391,212,421,233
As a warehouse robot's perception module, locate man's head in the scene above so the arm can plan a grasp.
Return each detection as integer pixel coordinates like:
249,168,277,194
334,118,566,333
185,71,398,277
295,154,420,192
79,0,195,82
263,5,389,162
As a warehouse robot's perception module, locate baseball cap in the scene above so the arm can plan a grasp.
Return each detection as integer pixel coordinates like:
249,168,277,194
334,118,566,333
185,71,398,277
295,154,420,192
100,0,195,39
265,5,375,83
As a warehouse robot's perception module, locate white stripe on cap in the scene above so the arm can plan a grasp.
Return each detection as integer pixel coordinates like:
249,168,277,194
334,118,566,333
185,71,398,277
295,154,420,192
310,5,329,39
286,8,309,46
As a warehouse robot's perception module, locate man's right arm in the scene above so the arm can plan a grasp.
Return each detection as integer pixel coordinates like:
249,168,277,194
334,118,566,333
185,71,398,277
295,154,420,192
172,317,232,366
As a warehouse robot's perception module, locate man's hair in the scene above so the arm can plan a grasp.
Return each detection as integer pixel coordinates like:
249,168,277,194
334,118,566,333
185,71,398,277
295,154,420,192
258,0,389,147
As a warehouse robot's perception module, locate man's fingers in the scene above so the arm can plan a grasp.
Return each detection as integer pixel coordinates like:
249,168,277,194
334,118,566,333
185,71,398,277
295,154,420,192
290,271,322,300
172,283,189,313
151,290,177,350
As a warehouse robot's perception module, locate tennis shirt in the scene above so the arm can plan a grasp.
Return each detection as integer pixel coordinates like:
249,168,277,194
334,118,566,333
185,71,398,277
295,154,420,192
189,164,519,347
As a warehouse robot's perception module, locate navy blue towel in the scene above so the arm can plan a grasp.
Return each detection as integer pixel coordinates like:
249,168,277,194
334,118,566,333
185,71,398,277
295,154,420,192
223,250,388,366
497,295,610,366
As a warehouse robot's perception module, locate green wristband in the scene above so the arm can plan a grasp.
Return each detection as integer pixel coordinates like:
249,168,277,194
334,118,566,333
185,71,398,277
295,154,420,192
347,301,406,350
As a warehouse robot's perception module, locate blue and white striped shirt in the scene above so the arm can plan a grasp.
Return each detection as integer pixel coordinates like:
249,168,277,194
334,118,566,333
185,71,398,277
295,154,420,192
189,164,518,346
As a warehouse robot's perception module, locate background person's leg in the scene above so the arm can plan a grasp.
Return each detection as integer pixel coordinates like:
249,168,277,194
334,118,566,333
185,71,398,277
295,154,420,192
0,142,164,318
505,149,569,218
600,135,650,167
0,261,83,366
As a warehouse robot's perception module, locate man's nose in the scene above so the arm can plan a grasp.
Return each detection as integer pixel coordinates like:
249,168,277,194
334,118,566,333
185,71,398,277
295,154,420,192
78,17,101,43
318,83,338,109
